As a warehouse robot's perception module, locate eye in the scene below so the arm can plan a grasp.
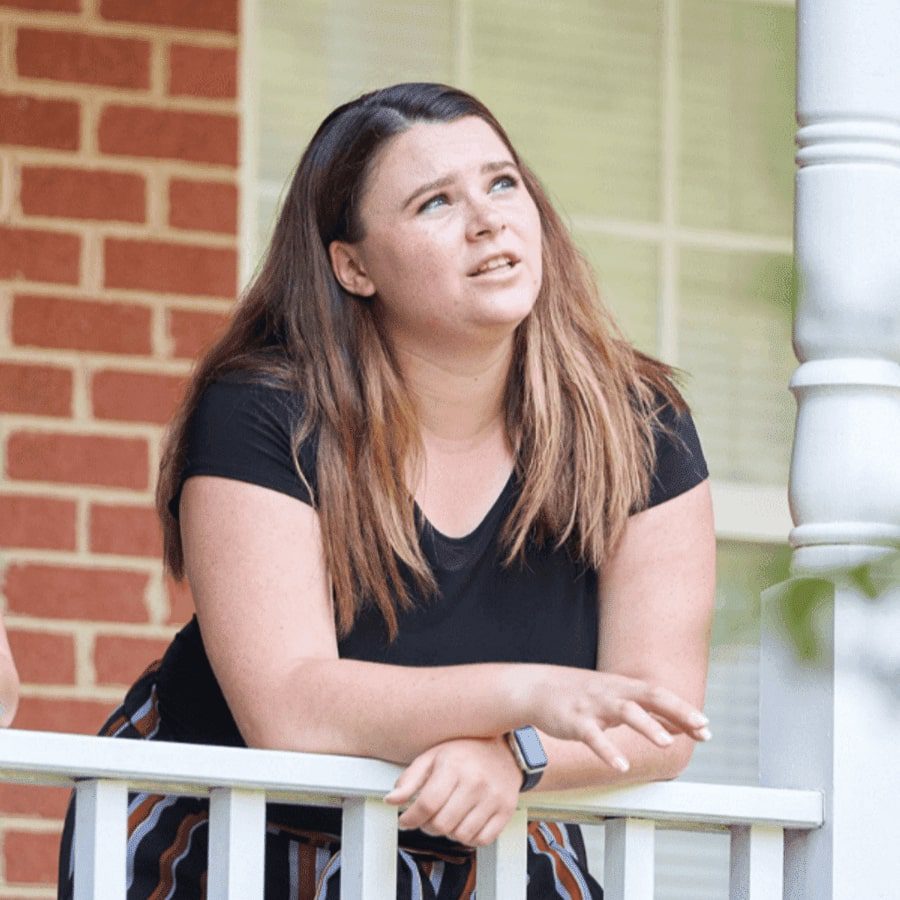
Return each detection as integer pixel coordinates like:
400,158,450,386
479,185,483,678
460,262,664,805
491,174,519,192
418,192,448,213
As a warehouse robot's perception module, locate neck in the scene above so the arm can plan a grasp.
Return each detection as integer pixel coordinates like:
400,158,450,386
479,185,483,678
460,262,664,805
393,337,513,447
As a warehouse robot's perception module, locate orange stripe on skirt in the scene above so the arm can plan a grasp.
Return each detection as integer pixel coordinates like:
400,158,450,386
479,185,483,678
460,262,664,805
531,823,586,900
149,809,207,900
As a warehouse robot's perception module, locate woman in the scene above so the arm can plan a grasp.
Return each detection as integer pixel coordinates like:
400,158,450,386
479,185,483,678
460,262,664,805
58,82,715,899
0,621,19,728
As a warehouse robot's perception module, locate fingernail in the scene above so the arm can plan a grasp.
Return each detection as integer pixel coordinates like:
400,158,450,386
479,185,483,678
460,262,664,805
614,756,630,772
690,713,709,728
697,727,712,741
657,731,674,746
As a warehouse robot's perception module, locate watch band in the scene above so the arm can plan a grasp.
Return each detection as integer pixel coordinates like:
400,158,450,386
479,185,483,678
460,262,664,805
505,725,548,792
519,768,544,792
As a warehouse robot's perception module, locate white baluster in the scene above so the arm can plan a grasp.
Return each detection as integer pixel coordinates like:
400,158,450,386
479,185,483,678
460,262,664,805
475,807,528,899
73,779,127,900
729,824,784,900
207,787,266,898
603,818,654,900
341,796,398,899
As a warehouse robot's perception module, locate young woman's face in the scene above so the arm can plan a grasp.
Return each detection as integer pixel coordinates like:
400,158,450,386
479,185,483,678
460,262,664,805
330,116,543,355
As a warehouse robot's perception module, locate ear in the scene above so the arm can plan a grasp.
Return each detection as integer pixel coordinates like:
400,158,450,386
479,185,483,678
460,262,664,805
328,241,376,298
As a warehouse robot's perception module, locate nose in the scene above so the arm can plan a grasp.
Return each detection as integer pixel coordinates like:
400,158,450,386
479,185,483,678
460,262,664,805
465,195,505,239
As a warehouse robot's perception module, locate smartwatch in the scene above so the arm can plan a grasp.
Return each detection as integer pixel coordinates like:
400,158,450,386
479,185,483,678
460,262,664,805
505,726,548,791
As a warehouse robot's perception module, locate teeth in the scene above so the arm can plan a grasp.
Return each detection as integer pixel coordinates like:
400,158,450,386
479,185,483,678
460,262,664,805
475,256,513,274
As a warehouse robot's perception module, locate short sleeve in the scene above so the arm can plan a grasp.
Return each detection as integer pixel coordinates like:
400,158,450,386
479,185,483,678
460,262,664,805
644,398,709,510
167,373,316,520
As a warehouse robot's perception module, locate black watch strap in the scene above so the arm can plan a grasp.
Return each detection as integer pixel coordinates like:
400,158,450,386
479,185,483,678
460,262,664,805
519,768,544,791
505,726,548,792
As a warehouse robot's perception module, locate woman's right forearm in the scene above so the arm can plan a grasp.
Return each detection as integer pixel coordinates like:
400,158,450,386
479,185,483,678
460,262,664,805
248,658,538,763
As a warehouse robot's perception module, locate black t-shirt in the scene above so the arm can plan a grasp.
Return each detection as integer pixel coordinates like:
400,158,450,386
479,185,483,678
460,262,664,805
156,371,708,845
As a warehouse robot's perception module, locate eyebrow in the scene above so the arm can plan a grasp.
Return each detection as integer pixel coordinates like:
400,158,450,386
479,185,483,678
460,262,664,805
401,160,518,210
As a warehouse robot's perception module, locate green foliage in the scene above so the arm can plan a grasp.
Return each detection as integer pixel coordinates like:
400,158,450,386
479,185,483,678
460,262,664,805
761,549,900,665
848,550,900,599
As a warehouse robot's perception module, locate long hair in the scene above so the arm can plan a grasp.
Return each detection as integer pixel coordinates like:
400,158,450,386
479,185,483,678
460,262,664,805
156,82,688,639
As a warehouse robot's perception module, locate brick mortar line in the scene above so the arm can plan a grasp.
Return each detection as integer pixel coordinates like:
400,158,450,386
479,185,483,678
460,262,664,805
0,287,234,311
4,617,178,640
0,289,12,349
74,492,89,557
2,76,239,112
0,153,14,221
7,149,240,182
38,153,237,176
1,214,238,248
149,31,166,99
78,355,196,376
74,628,94,688
18,683,140,701
0,484,155,502
79,90,98,157
11,218,239,246
0,414,162,437
151,305,172,358
0,351,195,375
2,547,164,568
145,166,167,230
5,284,239,303
0,886,56,899
144,568,168,627
0,817,67,835
0,24,14,113
80,226,102,294
68,358,88,422
0,489,167,512
0,12,239,47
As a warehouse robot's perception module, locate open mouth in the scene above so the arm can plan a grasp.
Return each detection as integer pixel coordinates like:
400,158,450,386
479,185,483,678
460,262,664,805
469,259,519,277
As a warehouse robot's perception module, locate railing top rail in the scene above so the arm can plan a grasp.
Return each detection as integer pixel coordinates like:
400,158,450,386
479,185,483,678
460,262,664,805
0,728,823,829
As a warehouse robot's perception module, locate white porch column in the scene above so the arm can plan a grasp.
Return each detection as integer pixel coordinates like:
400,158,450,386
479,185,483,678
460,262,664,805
759,2,900,898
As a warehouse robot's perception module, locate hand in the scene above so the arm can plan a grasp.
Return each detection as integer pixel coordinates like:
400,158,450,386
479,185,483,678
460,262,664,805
383,736,521,847
522,666,711,773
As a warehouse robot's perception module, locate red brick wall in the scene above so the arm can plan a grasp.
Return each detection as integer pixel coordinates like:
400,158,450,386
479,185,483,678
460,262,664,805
0,0,240,892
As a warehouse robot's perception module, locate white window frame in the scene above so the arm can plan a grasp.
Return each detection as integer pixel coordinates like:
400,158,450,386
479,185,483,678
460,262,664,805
239,0,798,546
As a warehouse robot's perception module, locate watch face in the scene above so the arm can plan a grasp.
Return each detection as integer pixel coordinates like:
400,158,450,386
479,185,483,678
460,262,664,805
515,726,548,772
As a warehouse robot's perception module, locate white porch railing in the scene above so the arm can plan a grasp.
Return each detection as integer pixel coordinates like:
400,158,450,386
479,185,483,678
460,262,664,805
0,728,822,899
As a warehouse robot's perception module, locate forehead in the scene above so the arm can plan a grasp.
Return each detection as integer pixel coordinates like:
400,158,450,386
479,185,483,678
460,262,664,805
364,116,514,205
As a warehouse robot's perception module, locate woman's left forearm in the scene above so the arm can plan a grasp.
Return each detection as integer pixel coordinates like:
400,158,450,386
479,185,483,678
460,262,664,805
535,725,698,791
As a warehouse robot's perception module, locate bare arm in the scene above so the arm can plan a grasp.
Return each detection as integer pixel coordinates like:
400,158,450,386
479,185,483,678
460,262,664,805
0,619,21,727
180,476,707,765
379,479,715,846
537,478,717,790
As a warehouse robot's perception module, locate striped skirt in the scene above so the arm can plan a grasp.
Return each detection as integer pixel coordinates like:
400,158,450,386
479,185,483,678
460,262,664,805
57,664,604,899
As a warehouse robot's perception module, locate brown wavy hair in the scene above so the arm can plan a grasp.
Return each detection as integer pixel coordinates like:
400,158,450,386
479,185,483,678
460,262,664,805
156,82,689,639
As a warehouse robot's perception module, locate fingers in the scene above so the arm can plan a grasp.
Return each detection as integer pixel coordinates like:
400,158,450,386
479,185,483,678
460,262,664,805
616,700,677,748
450,805,503,847
384,751,434,807
419,789,491,842
629,683,709,737
471,812,511,848
578,724,631,773
394,768,458,831
385,739,520,844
